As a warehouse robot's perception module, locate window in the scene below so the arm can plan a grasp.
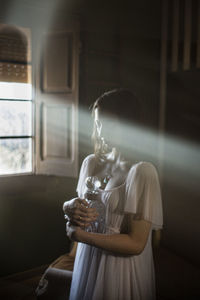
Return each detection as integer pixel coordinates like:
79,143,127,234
0,22,79,178
0,24,33,175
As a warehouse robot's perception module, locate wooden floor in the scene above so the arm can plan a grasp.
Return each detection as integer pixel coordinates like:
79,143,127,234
0,247,200,300
0,265,47,300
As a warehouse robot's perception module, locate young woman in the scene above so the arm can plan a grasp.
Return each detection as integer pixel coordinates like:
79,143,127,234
63,89,163,300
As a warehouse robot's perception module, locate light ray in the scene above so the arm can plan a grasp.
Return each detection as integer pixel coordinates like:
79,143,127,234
77,107,200,192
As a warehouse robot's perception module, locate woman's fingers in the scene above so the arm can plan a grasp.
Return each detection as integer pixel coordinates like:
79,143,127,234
73,209,98,222
72,207,98,228
74,199,98,216
77,198,98,213
71,215,94,228
73,210,98,223
65,198,98,227
80,206,98,215
77,198,89,207
74,207,98,217
77,199,97,213
74,219,91,228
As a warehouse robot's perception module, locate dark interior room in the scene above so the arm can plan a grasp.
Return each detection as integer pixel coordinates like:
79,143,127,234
0,0,200,299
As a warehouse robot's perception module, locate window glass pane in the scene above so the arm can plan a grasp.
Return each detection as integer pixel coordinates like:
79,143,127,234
0,101,32,136
0,138,32,175
0,81,32,100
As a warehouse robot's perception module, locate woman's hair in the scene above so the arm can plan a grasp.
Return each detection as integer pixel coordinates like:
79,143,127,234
91,88,141,160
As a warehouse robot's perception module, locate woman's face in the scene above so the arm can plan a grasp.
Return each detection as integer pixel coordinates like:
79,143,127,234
99,112,123,150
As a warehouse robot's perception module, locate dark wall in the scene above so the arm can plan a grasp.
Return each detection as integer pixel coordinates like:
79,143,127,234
162,70,200,266
0,175,76,277
78,1,161,163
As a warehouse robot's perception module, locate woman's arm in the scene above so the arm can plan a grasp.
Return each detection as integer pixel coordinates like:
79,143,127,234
72,217,151,256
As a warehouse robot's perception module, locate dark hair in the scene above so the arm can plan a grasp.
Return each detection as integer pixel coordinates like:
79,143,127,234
91,88,142,161
92,88,141,124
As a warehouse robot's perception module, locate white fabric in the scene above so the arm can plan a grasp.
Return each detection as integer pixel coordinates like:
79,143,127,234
70,154,163,300
66,222,76,240
125,160,163,230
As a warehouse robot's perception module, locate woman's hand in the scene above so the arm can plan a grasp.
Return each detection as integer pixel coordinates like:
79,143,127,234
63,197,99,229
66,221,82,240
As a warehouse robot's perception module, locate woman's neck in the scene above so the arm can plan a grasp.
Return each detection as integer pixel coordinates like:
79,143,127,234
103,148,130,173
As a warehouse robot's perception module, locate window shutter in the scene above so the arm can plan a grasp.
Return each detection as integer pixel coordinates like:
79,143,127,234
0,24,31,83
35,22,79,177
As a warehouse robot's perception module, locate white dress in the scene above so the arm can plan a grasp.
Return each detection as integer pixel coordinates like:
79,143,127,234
69,154,163,300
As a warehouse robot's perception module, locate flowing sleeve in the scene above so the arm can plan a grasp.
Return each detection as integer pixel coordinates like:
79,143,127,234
76,154,95,198
124,162,163,230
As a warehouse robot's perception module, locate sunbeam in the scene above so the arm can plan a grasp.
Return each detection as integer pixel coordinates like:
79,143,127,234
77,106,200,192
